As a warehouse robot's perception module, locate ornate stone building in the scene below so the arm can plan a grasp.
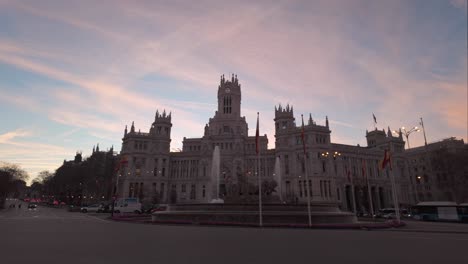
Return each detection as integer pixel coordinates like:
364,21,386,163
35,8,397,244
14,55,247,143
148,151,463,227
117,74,415,213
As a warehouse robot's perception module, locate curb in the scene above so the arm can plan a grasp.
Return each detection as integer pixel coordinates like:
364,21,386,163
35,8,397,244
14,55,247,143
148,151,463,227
381,228,468,235
109,216,405,230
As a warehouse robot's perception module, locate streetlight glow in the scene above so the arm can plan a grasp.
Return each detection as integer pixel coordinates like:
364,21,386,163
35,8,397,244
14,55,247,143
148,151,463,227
401,126,420,149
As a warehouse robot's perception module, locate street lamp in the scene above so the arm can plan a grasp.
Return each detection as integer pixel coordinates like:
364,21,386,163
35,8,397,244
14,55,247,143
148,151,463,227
399,126,420,149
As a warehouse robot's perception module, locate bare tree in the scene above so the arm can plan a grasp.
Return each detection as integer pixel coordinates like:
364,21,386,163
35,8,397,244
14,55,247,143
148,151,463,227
0,162,29,208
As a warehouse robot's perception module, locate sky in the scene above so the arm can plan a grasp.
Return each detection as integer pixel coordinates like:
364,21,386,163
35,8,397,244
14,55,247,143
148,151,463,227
0,0,467,184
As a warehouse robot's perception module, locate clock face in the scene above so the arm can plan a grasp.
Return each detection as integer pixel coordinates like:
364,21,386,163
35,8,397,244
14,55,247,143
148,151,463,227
225,88,231,93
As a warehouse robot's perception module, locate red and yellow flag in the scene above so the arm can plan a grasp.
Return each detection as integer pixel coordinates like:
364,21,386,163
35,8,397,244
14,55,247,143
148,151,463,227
379,149,392,170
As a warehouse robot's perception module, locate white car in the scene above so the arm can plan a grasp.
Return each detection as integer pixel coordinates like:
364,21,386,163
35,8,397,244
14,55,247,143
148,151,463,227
80,204,101,213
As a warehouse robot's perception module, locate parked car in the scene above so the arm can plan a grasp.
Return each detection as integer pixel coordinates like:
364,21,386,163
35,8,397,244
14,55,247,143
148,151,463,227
97,203,111,213
150,204,170,213
376,208,411,219
68,205,81,212
141,203,159,214
80,204,101,213
28,203,38,210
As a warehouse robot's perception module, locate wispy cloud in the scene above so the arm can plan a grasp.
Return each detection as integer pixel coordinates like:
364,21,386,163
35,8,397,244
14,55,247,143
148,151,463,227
0,0,466,179
0,129,33,143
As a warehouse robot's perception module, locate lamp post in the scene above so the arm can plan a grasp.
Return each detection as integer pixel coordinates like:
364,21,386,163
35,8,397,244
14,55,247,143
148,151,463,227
400,126,420,149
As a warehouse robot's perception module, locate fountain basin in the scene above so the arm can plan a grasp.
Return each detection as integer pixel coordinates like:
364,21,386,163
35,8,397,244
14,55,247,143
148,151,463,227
151,203,356,225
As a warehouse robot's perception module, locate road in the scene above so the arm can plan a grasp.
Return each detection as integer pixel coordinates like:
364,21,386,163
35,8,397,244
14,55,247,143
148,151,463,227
1,203,467,264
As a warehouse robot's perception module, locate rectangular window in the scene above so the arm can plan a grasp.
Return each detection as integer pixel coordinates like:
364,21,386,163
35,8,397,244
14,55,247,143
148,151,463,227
299,181,302,197
320,180,323,197
284,155,289,175
129,183,134,197
308,180,312,197
190,184,196,200
181,184,186,193
160,183,165,199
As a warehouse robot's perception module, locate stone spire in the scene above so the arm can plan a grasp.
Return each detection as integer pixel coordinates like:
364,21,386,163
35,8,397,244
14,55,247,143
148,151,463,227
130,121,135,133
325,116,329,128
124,125,128,136
96,143,99,152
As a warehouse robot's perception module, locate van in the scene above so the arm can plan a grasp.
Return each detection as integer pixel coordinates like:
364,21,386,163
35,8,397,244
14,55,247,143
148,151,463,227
113,198,142,214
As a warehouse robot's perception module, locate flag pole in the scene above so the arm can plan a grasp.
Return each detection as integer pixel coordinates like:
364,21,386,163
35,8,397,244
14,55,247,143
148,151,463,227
348,157,357,214
388,166,400,224
364,159,374,218
256,112,263,227
301,114,312,227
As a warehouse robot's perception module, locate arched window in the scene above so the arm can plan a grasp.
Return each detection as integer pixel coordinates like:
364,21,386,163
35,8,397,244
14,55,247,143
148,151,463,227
223,96,232,114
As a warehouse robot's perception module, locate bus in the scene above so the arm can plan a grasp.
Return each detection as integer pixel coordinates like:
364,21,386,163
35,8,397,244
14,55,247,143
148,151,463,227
459,203,468,223
412,201,468,222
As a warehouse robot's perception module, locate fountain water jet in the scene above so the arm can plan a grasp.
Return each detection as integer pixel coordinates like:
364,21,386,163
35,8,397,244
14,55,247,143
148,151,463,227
274,156,282,202
210,146,223,203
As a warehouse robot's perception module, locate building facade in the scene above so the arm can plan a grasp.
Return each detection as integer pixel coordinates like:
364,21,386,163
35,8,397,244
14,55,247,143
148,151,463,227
116,74,464,213
404,138,468,203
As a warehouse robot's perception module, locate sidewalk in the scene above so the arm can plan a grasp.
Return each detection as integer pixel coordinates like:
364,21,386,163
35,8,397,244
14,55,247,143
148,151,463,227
386,219,468,234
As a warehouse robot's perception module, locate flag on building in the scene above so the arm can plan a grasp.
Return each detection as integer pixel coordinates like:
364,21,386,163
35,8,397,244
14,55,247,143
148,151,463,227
255,112,260,155
361,158,367,179
372,113,377,124
379,149,392,170
114,155,128,173
301,114,306,155
344,166,351,182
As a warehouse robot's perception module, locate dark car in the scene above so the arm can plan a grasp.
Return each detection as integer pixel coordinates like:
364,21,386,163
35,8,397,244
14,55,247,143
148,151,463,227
141,203,158,214
68,205,82,212
28,203,38,210
150,204,169,213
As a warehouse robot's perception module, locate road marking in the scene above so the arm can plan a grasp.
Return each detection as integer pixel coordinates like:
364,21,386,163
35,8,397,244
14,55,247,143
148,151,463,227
83,214,109,223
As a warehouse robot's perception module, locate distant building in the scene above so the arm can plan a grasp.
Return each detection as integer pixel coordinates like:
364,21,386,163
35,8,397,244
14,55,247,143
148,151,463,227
51,146,116,205
404,138,468,203
117,74,467,212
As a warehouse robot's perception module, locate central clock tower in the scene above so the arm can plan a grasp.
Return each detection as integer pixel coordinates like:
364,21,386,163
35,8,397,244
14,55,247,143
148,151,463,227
217,74,241,117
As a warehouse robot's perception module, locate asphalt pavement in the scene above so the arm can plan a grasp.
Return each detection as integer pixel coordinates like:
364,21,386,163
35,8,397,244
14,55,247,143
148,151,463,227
1,204,468,264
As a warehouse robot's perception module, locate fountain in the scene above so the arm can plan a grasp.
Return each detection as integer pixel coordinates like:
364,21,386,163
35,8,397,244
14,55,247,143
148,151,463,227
210,146,224,203
151,148,357,226
274,156,282,202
